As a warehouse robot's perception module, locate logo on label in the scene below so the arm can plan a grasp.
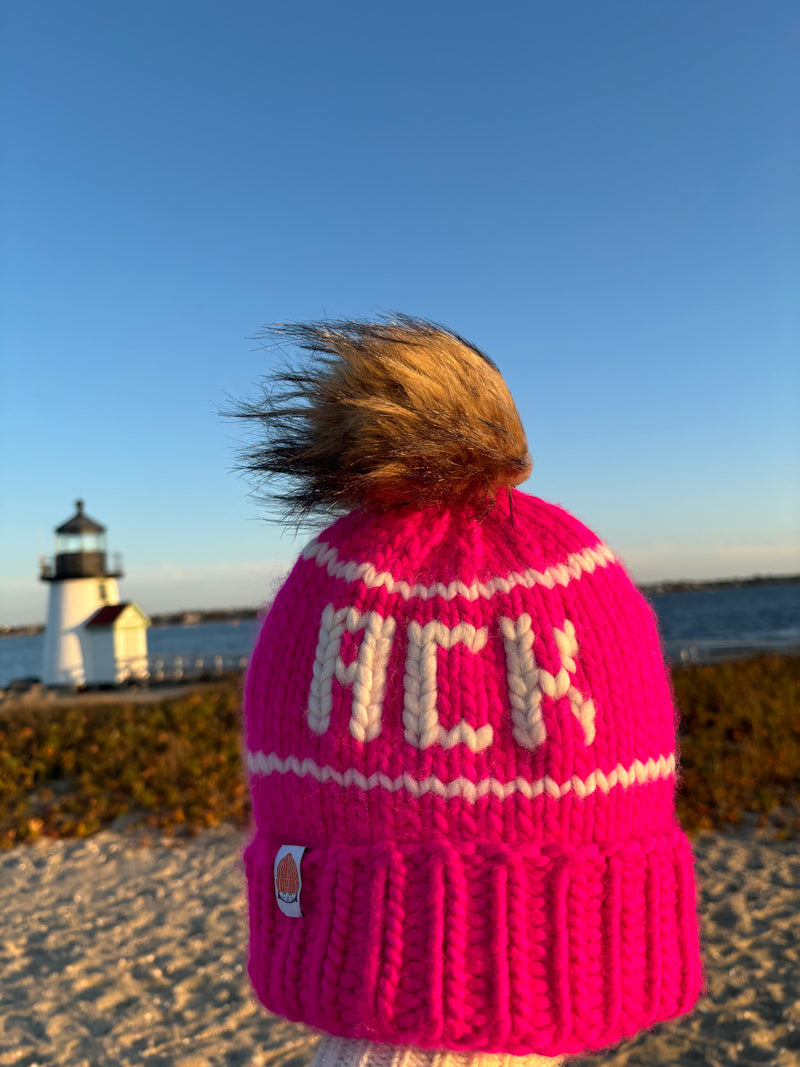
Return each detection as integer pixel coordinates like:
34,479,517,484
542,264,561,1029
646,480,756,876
274,845,306,917
276,853,300,901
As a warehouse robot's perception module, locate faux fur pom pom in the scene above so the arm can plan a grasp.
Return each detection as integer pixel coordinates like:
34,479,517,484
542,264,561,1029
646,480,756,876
234,315,532,523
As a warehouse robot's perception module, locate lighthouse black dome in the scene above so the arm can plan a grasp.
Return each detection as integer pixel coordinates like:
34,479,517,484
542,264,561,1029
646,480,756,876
40,500,123,582
56,499,106,536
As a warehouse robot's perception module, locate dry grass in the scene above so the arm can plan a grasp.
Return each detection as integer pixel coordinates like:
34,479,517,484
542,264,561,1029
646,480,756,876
0,654,798,847
0,682,249,847
673,653,800,836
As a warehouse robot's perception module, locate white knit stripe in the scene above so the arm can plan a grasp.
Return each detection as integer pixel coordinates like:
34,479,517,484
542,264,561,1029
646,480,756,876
301,538,617,602
247,750,676,801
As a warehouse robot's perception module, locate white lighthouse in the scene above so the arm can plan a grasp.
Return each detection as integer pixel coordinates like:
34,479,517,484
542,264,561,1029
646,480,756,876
40,500,150,687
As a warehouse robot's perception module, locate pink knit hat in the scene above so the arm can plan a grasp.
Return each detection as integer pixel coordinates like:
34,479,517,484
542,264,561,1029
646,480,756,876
239,318,703,1059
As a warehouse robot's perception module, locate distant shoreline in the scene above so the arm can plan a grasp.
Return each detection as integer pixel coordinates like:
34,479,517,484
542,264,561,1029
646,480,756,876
2,573,798,639
637,572,800,596
0,606,261,640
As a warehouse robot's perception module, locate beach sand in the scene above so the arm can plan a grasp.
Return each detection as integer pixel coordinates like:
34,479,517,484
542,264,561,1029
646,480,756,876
2,826,799,1067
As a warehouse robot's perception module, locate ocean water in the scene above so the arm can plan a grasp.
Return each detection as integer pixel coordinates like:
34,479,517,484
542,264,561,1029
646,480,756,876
0,618,262,690
1,583,798,689
650,582,800,662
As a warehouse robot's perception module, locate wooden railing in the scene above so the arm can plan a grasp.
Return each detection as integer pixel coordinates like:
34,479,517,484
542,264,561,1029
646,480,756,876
146,652,250,682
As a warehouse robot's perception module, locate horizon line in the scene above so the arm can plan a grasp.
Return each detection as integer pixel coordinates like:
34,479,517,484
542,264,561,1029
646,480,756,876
2,571,798,634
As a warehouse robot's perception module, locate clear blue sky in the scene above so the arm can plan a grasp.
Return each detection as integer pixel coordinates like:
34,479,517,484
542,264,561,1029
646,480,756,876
2,1,798,626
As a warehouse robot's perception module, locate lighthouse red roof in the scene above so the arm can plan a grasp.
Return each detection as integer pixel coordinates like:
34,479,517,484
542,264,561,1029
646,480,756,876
85,602,151,629
85,604,129,628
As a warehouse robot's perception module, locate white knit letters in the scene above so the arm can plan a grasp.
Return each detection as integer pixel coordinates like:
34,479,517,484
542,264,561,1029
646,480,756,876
308,604,595,749
553,619,596,744
403,620,491,751
307,604,396,742
500,614,546,749
501,614,596,748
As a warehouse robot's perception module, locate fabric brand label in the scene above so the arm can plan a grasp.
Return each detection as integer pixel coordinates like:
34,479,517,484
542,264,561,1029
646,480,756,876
274,845,307,918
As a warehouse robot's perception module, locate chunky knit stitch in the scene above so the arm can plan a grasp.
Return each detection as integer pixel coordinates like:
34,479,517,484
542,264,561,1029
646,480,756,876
243,490,703,1057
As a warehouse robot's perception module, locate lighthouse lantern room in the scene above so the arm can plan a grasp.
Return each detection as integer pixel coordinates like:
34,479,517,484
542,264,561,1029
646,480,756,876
40,500,149,687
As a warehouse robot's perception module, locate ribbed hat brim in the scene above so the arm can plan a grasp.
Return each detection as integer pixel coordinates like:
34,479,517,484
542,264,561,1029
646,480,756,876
245,828,703,1058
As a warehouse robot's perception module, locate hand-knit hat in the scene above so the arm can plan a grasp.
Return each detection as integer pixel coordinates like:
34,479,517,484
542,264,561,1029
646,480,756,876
238,318,703,1060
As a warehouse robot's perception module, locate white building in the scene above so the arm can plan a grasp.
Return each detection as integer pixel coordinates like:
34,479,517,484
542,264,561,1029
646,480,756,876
40,500,150,687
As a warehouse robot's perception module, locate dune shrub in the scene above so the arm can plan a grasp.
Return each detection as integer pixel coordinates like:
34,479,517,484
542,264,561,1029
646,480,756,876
0,682,249,847
673,654,800,835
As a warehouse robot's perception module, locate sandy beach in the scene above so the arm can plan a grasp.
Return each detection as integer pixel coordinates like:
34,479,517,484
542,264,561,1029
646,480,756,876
2,825,799,1067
